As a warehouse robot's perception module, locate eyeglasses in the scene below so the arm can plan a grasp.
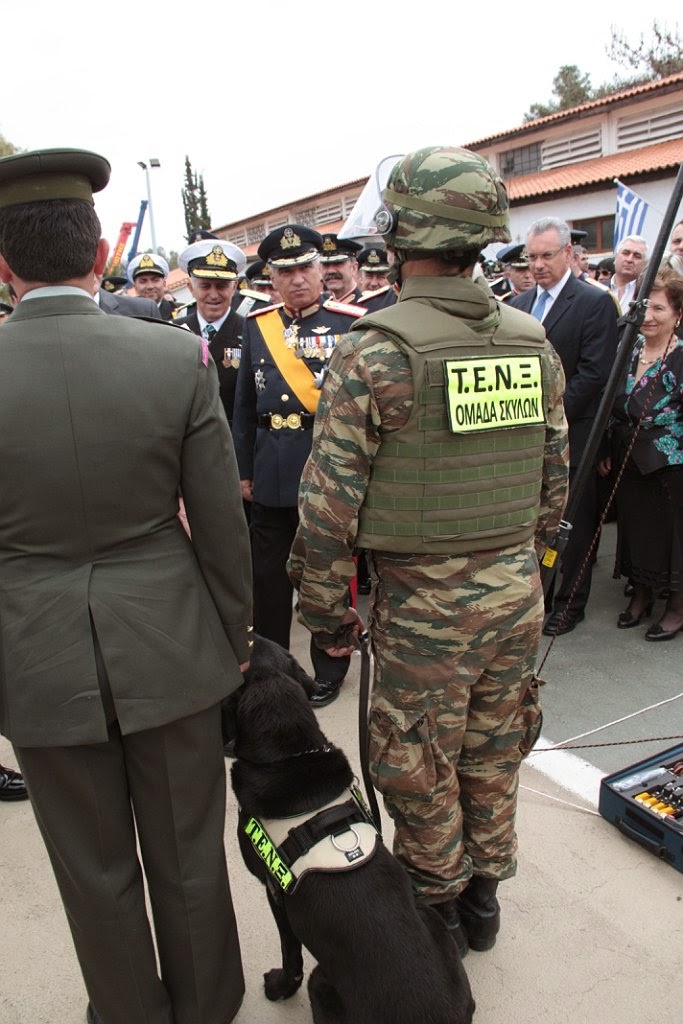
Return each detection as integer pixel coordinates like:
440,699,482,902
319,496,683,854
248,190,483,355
526,248,564,263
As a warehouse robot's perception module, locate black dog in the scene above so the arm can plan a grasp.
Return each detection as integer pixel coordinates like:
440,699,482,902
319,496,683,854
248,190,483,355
230,636,475,1024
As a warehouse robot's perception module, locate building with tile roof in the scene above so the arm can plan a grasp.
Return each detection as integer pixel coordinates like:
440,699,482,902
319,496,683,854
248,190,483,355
214,72,683,260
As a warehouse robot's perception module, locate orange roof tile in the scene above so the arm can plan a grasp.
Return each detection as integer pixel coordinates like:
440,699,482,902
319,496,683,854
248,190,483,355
505,139,683,202
467,71,683,147
167,267,190,292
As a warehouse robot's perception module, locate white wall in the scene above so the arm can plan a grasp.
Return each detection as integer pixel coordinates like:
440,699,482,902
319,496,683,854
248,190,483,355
505,175,683,255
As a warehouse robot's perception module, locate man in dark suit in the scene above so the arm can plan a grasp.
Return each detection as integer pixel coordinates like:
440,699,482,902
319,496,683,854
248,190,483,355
0,148,252,1024
511,216,619,635
175,239,247,426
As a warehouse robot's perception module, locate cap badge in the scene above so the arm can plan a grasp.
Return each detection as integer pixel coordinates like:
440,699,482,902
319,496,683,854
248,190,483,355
281,228,301,250
322,237,336,253
368,250,380,264
139,254,156,271
206,245,229,268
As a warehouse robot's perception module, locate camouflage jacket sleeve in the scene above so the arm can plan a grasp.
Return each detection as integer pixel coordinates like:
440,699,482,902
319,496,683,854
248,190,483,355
536,340,569,558
288,329,413,635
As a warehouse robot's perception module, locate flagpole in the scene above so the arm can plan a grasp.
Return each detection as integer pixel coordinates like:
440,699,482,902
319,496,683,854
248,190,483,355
540,160,683,596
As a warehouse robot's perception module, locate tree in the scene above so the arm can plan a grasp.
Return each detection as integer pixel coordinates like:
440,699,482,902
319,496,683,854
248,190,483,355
608,21,683,80
523,64,592,121
0,133,17,158
181,156,211,239
156,246,179,271
522,21,683,120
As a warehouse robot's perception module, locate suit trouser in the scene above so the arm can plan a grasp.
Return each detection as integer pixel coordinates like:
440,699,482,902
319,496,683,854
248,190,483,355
554,465,600,614
14,703,244,1024
250,501,350,682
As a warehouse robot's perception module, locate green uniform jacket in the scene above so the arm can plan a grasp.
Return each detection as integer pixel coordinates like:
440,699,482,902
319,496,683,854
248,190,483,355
0,292,252,747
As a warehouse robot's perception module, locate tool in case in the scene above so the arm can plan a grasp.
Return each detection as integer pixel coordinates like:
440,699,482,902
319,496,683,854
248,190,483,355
598,743,683,872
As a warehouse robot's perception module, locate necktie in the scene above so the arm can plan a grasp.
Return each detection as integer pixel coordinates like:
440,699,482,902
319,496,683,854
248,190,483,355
204,324,217,341
531,289,550,322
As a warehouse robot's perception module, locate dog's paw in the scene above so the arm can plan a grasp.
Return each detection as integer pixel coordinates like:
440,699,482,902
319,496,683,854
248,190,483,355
263,968,304,1001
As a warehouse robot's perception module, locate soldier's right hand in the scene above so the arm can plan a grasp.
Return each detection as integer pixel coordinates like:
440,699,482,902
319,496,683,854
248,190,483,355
240,479,253,502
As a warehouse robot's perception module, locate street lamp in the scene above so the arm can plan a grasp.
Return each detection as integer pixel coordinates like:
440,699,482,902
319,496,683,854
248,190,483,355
137,158,161,253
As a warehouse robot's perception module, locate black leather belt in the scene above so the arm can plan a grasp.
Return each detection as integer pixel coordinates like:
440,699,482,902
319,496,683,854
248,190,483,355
258,412,315,430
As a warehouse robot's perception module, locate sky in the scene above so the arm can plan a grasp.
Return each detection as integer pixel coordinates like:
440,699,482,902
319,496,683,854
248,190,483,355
1,4,678,260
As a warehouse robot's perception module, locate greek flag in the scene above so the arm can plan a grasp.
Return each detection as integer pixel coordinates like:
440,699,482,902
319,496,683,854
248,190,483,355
613,180,649,251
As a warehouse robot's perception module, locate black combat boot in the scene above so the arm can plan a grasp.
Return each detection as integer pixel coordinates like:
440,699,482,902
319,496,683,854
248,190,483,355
456,877,500,951
430,899,469,959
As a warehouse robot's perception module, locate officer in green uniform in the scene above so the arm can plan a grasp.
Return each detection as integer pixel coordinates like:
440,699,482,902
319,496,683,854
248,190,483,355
289,146,569,955
0,148,252,1024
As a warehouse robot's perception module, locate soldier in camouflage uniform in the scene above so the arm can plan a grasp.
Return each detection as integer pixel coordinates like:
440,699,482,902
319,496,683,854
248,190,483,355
288,146,569,956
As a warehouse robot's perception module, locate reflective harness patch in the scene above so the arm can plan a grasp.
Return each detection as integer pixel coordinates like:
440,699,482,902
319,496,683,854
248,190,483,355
444,354,544,433
243,786,379,895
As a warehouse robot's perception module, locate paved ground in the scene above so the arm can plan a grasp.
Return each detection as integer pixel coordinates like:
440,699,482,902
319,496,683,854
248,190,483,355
2,520,682,1022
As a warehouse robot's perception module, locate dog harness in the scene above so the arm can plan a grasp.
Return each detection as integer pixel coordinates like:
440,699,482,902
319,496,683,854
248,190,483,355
243,784,379,895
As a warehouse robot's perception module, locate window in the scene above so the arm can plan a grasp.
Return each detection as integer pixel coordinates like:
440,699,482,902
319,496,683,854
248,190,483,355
499,143,542,178
617,105,683,150
571,216,615,252
246,224,265,245
315,201,343,225
541,130,602,169
294,207,317,227
266,216,289,232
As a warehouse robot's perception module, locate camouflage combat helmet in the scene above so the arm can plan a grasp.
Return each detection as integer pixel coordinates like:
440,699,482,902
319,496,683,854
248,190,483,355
378,146,511,252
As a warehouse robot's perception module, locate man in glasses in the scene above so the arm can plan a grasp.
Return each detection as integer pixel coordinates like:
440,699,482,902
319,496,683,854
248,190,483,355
510,216,619,635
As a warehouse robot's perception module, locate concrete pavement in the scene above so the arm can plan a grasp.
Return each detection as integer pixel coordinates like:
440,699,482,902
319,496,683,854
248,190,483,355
2,526,682,1022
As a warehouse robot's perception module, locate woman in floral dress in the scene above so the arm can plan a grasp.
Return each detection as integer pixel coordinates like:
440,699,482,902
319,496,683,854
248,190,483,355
600,269,683,640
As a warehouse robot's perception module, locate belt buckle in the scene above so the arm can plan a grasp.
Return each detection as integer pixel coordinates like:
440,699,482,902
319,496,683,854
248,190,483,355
270,413,284,430
287,413,302,430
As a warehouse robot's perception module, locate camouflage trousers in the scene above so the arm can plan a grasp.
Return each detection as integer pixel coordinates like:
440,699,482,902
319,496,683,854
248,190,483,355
367,542,544,902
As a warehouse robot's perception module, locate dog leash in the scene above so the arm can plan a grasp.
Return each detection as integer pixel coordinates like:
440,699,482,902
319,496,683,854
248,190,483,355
357,632,383,837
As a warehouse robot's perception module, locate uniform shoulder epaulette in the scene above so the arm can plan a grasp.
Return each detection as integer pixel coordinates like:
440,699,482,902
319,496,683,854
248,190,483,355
239,289,270,302
247,302,284,318
323,297,366,318
359,285,391,301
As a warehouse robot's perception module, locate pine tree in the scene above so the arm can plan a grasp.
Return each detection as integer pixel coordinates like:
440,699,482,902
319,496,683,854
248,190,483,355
181,156,211,238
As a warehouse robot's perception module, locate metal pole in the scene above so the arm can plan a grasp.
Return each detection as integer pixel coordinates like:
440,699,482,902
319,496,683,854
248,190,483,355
137,160,158,253
145,165,157,254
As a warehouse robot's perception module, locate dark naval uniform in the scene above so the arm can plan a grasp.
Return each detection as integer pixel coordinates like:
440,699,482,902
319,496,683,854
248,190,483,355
231,287,271,319
358,283,398,313
176,237,250,426
233,295,363,652
175,307,245,425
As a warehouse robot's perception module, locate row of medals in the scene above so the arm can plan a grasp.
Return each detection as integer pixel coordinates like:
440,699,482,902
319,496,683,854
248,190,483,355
221,322,338,370
284,322,338,360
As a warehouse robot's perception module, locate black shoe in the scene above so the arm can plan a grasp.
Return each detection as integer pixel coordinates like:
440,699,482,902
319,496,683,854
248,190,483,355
0,764,28,801
456,877,500,952
357,580,371,596
542,608,585,636
86,1004,101,1024
430,900,469,958
309,678,342,708
617,600,653,629
645,621,683,642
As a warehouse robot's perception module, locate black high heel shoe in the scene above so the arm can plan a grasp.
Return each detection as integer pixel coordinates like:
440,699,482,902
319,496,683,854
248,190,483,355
645,620,683,641
617,600,654,629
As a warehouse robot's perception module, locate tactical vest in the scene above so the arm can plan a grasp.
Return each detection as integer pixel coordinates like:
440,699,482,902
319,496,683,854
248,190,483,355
351,294,551,554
